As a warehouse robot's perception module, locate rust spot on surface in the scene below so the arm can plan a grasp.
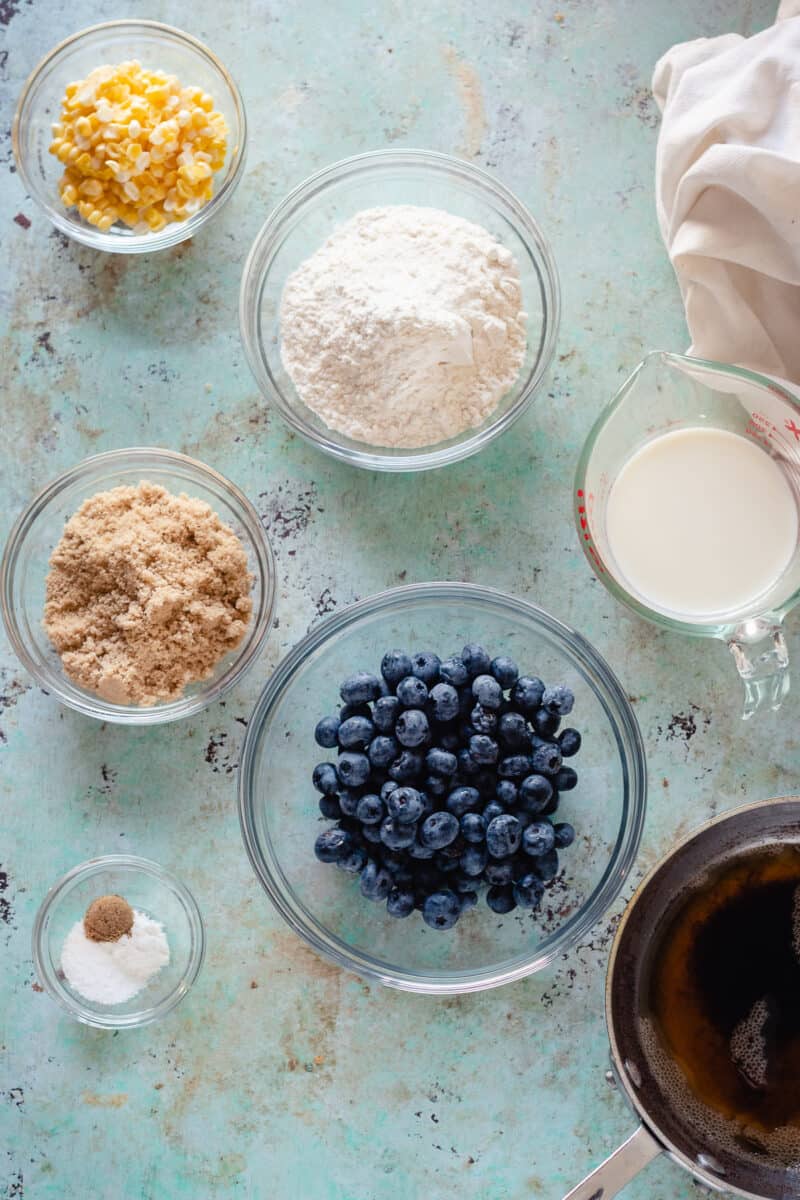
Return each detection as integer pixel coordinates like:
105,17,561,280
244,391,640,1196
82,1092,128,1108
13,212,30,229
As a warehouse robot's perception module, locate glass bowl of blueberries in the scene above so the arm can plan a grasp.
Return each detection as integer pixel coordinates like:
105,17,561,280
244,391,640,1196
239,582,646,994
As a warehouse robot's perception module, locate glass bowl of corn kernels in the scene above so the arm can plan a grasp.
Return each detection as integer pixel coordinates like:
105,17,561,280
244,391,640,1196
12,19,247,252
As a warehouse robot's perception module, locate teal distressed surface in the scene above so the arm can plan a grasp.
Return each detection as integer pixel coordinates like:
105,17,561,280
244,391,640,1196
1,1,796,1198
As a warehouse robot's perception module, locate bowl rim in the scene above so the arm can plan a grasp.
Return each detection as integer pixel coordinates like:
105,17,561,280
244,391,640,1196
12,18,248,253
0,445,277,724
32,854,206,1029
238,580,647,994
239,147,561,472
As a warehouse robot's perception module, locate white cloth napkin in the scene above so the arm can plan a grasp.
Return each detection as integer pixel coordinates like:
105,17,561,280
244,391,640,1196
652,10,800,384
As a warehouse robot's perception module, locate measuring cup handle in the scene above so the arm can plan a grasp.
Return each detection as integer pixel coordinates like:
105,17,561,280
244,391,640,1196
560,1124,663,1200
728,619,790,719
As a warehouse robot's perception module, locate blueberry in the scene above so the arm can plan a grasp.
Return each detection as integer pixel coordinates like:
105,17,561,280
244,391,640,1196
426,747,457,776
470,704,497,735
439,656,469,687
435,850,461,874
319,794,342,819
408,838,436,860
542,684,574,717
522,820,556,857
381,649,413,687
338,715,375,749
368,735,399,768
533,708,560,737
469,734,498,765
421,810,460,849
380,851,409,878
411,651,441,685
380,816,418,850
437,729,462,753
535,848,559,881
486,885,516,914
518,773,554,813
312,762,339,795
388,749,425,782
336,751,371,788
486,814,522,858
360,859,392,901
459,890,478,912
339,702,373,722
381,779,399,799
373,695,401,733
460,844,487,877
446,786,481,818
457,748,481,778
513,873,545,909
490,656,519,689
558,728,582,757
356,794,384,825
396,676,429,708
498,754,532,779
554,822,575,849
428,682,459,722
484,859,515,886
498,711,529,750
475,769,497,799
457,686,475,717
338,788,361,816
460,812,486,843
423,774,448,798
461,644,492,678
422,890,461,930
531,743,562,777
396,708,430,748
362,822,383,844
340,672,382,705
387,886,415,918
314,827,353,863
555,766,578,792
482,801,505,824
511,676,545,712
495,779,518,807
472,674,503,710
314,715,341,749
542,789,560,817
337,846,368,874
387,786,425,824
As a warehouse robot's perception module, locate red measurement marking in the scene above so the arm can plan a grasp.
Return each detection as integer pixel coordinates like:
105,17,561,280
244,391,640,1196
786,419,800,442
580,517,587,530
584,533,589,540
578,506,585,514
577,489,584,498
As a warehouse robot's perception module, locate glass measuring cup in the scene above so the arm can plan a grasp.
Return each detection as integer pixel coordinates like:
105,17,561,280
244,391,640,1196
575,352,800,718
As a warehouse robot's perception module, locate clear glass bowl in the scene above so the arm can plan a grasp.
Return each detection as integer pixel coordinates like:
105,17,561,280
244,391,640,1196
239,149,560,471
239,582,646,993
1,447,276,724
33,855,205,1029
12,19,247,252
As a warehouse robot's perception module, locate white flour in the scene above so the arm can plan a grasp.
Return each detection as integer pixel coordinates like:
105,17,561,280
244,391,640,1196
61,909,170,1005
279,205,528,448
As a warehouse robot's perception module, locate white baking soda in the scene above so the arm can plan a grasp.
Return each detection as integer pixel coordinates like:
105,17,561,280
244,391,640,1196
605,427,798,620
61,909,170,1005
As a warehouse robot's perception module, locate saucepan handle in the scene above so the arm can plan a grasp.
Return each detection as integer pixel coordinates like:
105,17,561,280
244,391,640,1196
561,1124,663,1200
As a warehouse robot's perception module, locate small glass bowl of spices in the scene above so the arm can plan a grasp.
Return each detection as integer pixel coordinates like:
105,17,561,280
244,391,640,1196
12,19,246,251
33,856,205,1029
1,447,276,724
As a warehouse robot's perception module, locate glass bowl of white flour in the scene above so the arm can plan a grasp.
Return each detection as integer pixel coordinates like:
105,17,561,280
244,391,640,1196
33,855,205,1028
240,149,560,471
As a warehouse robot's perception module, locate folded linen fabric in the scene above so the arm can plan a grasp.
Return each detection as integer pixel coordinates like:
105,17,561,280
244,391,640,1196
652,13,800,383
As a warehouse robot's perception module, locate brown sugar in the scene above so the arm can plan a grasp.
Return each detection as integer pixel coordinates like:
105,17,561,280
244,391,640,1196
44,481,253,705
84,894,134,942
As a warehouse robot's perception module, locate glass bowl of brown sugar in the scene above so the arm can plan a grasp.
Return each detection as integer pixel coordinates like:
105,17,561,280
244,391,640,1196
0,447,276,724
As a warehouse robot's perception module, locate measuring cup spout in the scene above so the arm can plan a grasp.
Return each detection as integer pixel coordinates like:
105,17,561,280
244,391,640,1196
728,617,790,718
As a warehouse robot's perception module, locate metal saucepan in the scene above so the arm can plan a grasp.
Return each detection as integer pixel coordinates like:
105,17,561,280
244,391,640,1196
564,796,800,1200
